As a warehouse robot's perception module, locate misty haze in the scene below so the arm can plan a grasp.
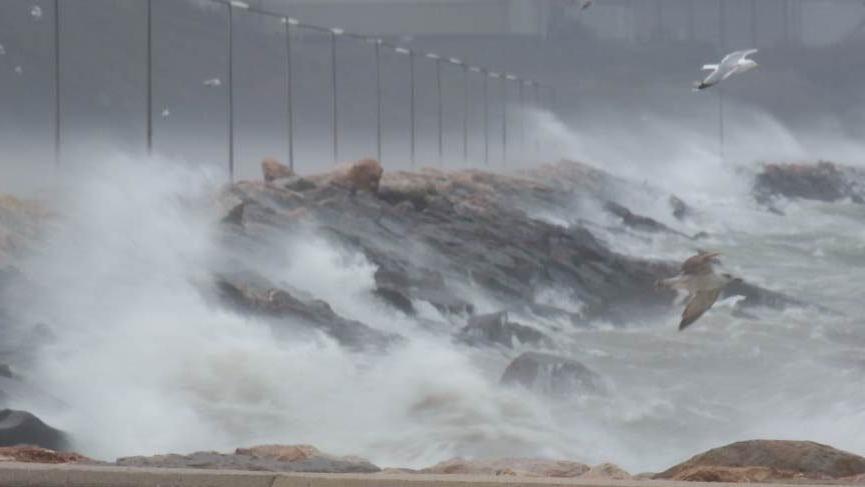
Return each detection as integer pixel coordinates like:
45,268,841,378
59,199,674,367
1,0,865,485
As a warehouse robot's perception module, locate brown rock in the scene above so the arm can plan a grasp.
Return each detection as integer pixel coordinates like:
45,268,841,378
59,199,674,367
235,444,320,462
668,466,799,482
330,158,384,194
420,458,589,477
0,446,90,464
655,440,865,481
581,463,632,480
262,158,293,183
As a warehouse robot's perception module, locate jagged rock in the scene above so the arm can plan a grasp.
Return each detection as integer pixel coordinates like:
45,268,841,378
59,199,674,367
581,463,632,480
604,201,688,237
457,311,548,348
0,446,90,464
261,157,293,183
500,352,605,397
420,457,590,477
655,440,865,480
0,409,69,451
117,444,380,473
323,158,384,194
215,273,398,350
754,161,865,204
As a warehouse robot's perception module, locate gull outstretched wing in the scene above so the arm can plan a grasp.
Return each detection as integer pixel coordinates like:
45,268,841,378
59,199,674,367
679,288,723,331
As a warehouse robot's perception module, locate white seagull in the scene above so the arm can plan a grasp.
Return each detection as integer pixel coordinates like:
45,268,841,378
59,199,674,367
694,49,758,91
656,251,742,330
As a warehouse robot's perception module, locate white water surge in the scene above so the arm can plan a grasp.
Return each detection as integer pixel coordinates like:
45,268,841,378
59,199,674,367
2,106,864,474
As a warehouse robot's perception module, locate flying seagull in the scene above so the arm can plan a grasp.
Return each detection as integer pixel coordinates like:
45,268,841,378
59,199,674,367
656,251,741,330
694,49,758,91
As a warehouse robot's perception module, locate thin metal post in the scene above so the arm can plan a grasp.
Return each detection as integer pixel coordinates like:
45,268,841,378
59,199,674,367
750,0,758,47
462,65,469,164
284,20,295,171
409,51,416,166
227,3,235,181
146,0,153,155
502,78,508,166
53,0,61,165
483,72,489,166
331,32,339,165
719,87,725,163
374,40,382,162
436,59,443,166
519,80,525,162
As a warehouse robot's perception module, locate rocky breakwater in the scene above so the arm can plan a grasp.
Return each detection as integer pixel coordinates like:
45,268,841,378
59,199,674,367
217,157,803,340
754,160,865,206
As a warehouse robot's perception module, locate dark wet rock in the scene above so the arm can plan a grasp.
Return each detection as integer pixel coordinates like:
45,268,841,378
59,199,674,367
214,272,397,350
420,457,590,477
669,195,692,220
272,175,317,192
221,201,245,226
754,161,865,204
604,201,692,239
457,311,549,348
117,444,380,473
655,440,865,481
500,352,605,397
0,409,69,451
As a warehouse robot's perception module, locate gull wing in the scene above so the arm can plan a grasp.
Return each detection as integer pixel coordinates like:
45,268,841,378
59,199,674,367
702,64,719,71
680,251,721,276
679,288,722,331
721,49,758,67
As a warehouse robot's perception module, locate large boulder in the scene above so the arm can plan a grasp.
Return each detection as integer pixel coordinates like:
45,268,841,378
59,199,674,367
261,157,294,183
500,352,605,397
420,457,589,477
0,446,90,464
117,444,380,473
0,409,69,451
580,463,632,480
754,161,865,204
457,311,548,348
329,158,384,194
655,440,865,481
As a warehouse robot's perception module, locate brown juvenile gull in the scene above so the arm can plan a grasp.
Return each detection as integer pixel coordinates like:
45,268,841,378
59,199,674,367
656,251,741,330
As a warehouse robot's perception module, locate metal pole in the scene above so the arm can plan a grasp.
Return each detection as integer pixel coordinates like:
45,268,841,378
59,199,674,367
519,80,525,162
462,65,469,164
375,40,382,162
719,87,725,163
483,72,489,166
750,0,758,47
227,3,235,181
436,59,443,166
284,20,295,171
53,0,61,165
502,78,508,166
331,32,339,165
409,51,416,166
146,0,153,156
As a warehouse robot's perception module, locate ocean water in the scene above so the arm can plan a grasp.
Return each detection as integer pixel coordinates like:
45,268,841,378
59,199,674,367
2,105,863,474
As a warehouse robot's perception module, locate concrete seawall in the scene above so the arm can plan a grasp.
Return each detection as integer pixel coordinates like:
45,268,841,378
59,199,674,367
0,463,858,487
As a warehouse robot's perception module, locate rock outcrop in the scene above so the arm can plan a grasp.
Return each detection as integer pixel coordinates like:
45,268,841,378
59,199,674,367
261,157,294,183
754,161,865,205
117,444,380,473
500,352,606,397
420,457,590,477
0,446,90,464
581,463,632,480
655,440,865,481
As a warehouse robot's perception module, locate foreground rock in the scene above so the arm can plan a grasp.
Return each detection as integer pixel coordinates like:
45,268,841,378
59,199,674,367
500,352,605,397
117,444,380,473
581,463,632,480
754,161,865,205
0,409,69,451
214,272,397,350
420,457,589,477
655,440,865,481
0,446,90,464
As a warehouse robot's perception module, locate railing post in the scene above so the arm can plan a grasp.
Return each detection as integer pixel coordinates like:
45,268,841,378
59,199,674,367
146,0,153,156
331,30,341,165
53,0,61,165
482,70,489,166
409,50,416,166
374,39,382,163
284,18,296,171
227,2,235,181
462,64,469,164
